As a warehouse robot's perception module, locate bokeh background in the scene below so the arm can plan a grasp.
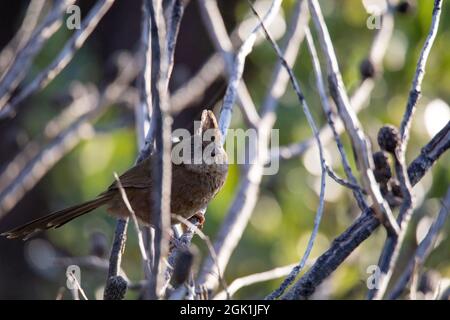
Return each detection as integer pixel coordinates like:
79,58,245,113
0,0,449,299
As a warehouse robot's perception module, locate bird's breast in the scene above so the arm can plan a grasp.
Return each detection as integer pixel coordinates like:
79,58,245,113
170,164,227,218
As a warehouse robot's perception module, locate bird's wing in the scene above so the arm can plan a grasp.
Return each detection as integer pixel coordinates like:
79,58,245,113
105,156,153,192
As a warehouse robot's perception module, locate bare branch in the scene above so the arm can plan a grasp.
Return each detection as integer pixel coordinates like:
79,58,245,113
67,270,89,300
0,0,46,73
172,214,229,298
248,2,328,300
215,263,299,300
197,0,304,294
260,0,309,116
399,0,443,144
407,121,450,186
104,1,162,299
55,255,129,279
0,0,76,112
171,4,279,115
269,1,394,163
308,0,399,236
170,53,224,113
0,83,96,195
368,1,444,299
0,0,116,119
113,173,151,277
305,27,367,211
368,130,415,299
326,165,365,194
282,123,450,299
217,0,281,138
198,0,261,129
388,187,450,299
165,0,190,82
107,0,188,299
145,0,173,299
0,53,139,219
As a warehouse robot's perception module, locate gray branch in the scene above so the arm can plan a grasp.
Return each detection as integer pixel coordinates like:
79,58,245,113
0,0,115,119
308,0,399,236
388,186,450,299
0,0,76,112
197,0,304,294
282,122,450,299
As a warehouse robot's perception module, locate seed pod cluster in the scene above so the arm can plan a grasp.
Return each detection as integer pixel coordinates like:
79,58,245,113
396,1,416,15
360,58,376,80
389,179,403,199
377,125,401,154
373,151,392,184
374,125,405,207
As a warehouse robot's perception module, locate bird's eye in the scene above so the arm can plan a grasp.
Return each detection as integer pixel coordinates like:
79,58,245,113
211,136,215,142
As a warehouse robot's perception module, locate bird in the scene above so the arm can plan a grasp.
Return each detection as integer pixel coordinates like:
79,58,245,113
1,110,228,240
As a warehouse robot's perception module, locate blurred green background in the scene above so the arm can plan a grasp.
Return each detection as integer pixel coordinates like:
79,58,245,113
0,0,449,299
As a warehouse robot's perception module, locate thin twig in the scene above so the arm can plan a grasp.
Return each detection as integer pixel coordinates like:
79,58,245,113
165,0,189,83
171,4,274,115
369,0,443,300
308,0,399,236
399,0,443,145
135,0,156,290
106,0,184,299
305,27,368,211
67,270,89,300
172,214,229,298
268,0,394,164
282,123,450,299
409,259,420,300
135,0,153,158
105,96,146,300
214,263,298,300
368,143,414,300
197,0,303,294
248,2,327,300
113,173,151,277
260,0,309,116
198,0,261,129
388,187,450,299
170,53,224,113
55,255,130,280
326,165,365,194
218,0,281,138
104,219,129,300
407,121,450,185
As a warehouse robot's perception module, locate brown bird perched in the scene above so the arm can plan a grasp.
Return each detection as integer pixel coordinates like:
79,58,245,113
2,110,228,240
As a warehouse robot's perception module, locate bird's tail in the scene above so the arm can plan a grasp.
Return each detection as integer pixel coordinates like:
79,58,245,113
1,195,111,240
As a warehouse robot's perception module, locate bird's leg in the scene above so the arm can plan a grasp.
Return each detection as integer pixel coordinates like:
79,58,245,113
191,212,205,228
179,212,205,234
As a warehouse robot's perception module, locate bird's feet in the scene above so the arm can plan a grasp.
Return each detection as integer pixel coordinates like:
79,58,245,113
191,212,205,228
